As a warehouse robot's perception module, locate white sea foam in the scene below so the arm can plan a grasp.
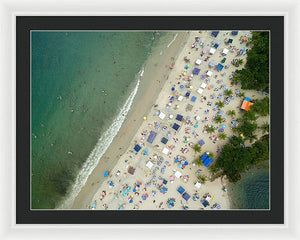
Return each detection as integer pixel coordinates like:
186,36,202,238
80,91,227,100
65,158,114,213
167,33,178,48
58,76,141,209
139,67,144,77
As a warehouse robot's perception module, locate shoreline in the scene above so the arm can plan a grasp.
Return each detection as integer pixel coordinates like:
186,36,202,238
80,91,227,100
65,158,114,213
72,30,269,210
70,32,189,209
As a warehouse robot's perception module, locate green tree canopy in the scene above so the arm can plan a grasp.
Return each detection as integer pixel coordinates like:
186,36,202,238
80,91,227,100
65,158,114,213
214,135,269,182
227,110,236,117
235,119,258,138
192,144,202,154
251,97,269,116
224,89,233,97
233,32,270,92
214,116,223,124
243,110,258,121
216,101,225,108
206,125,216,134
219,133,227,140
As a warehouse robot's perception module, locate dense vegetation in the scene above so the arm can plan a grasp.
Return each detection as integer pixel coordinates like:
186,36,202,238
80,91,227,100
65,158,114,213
251,97,270,116
213,135,269,182
233,32,270,92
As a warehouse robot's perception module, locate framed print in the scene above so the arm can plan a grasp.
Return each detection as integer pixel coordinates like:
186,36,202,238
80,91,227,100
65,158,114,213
15,16,284,224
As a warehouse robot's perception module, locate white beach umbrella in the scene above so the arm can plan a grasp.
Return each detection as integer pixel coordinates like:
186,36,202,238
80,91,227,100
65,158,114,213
175,171,182,178
197,88,203,94
146,161,154,169
178,96,184,101
159,112,166,120
162,147,169,155
209,48,216,55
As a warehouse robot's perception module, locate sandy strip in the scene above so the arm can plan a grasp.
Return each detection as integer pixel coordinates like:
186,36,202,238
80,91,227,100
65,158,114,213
74,30,269,210
70,32,190,209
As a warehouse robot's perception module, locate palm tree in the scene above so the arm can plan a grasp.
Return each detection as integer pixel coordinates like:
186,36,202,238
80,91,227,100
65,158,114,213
244,111,258,121
214,116,223,124
192,144,202,154
197,175,207,184
224,89,233,97
260,122,269,134
207,152,214,159
238,92,245,99
206,125,216,134
219,133,227,140
227,110,236,117
232,74,240,85
237,59,244,65
195,157,203,166
248,134,258,143
216,101,225,108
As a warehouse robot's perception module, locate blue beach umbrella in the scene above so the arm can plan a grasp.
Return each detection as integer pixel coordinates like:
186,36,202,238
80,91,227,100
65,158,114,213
171,87,175,91
104,171,109,177
195,124,198,128
222,124,226,128
180,85,184,89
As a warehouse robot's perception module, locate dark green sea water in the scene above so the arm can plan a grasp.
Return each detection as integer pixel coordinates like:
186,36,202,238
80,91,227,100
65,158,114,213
31,31,169,209
228,166,270,209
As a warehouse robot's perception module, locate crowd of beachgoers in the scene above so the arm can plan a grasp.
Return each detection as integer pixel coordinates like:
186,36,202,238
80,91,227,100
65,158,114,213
87,30,267,210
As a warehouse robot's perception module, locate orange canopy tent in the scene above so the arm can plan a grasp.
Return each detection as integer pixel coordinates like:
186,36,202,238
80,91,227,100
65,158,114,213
241,100,253,111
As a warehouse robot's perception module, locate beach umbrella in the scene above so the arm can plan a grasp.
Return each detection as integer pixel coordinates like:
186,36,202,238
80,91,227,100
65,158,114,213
201,74,206,79
143,116,147,120
195,124,198,128
190,85,193,89
171,87,175,91
170,65,174,69
180,85,184,89
169,114,174,119
92,203,96,208
222,124,226,128
177,105,180,109
187,64,191,68
219,128,224,132
104,171,109,177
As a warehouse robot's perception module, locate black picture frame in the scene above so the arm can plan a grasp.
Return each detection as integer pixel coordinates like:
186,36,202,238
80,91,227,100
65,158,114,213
16,16,284,224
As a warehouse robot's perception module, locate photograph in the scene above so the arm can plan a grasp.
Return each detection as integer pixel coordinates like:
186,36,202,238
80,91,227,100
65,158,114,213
30,30,270,211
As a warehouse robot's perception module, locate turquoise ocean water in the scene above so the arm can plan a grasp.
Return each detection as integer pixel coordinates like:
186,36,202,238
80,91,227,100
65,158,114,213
228,166,270,209
31,31,168,209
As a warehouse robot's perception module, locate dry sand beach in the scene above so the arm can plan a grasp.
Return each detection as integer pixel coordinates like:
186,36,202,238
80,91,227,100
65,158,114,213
71,30,269,210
